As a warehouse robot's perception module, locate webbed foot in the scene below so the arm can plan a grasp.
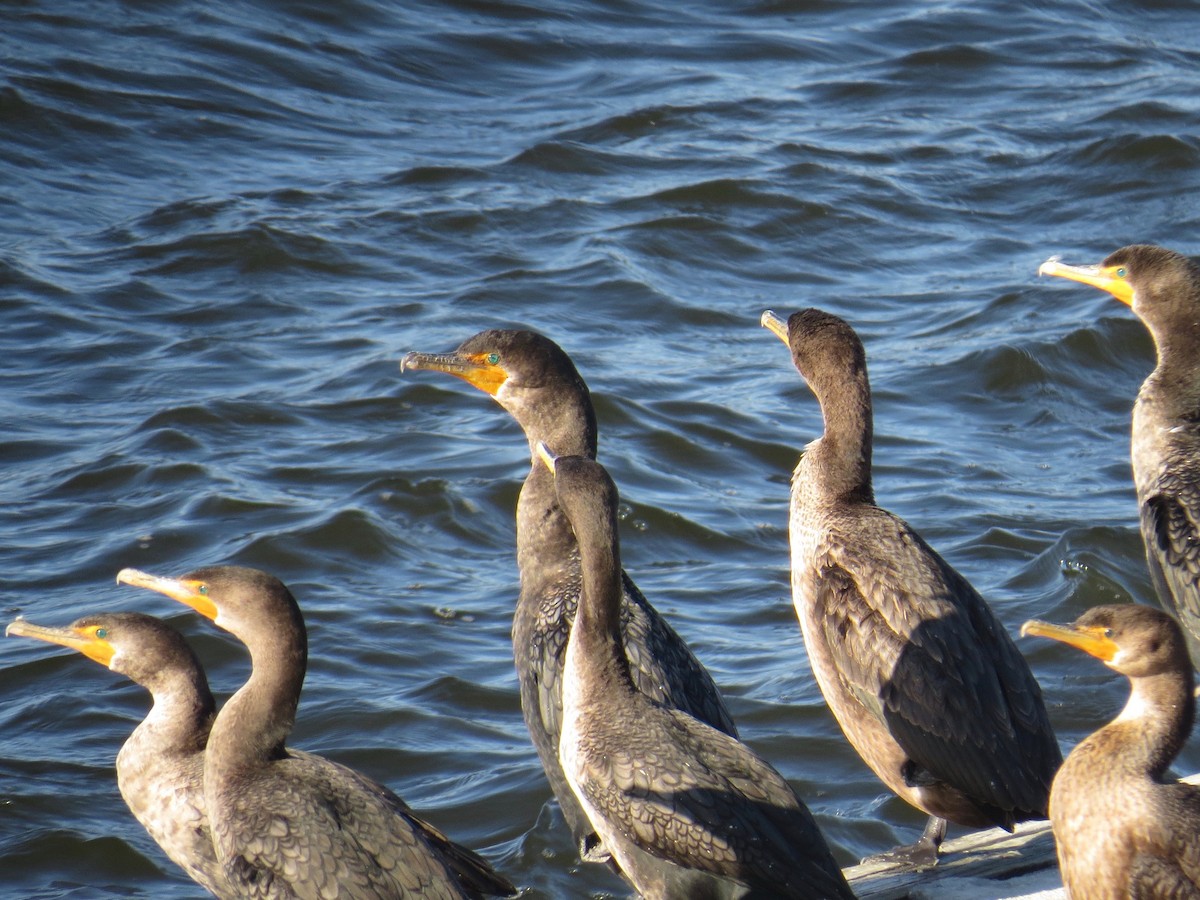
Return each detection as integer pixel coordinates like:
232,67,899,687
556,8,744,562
860,815,946,872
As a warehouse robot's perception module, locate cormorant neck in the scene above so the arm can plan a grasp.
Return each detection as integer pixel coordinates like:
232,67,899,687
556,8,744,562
1138,278,1200,408
503,381,597,460
513,391,597,596
800,373,875,505
569,526,632,693
1145,331,1200,422
1104,668,1194,779
207,623,307,775
516,465,578,591
141,669,216,754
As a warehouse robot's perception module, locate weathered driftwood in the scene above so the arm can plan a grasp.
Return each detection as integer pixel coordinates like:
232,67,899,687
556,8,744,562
845,774,1200,899
845,819,1062,899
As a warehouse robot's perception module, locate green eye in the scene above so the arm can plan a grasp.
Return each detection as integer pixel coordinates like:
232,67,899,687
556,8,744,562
198,585,209,595
95,628,108,639
1116,267,1127,278
486,353,499,365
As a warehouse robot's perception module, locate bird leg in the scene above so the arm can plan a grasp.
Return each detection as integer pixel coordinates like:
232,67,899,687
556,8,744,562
912,815,947,861
860,815,946,871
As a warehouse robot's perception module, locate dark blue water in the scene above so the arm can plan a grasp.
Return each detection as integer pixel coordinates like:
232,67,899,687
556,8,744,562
3,0,1200,896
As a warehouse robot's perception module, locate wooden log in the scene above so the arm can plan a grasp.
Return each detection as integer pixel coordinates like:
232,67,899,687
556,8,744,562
845,819,1062,899
844,775,1200,898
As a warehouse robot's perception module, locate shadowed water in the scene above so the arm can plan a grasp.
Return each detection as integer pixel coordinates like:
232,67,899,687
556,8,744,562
4,0,1200,896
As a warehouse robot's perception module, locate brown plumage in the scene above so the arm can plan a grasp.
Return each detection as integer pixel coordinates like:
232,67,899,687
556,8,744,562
117,565,515,900
543,448,854,899
1023,603,1200,898
1041,244,1200,670
402,330,737,866
7,612,234,896
762,308,1061,861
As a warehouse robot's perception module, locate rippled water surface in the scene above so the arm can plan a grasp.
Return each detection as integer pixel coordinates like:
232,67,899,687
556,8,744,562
4,0,1200,896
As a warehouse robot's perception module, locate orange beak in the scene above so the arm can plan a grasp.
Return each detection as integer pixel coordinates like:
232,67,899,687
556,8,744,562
6,618,116,668
1021,618,1118,662
1039,258,1134,306
117,568,219,621
400,351,508,396
761,309,790,344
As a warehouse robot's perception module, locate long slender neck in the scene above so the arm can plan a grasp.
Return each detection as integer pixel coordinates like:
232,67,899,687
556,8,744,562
206,622,306,778
800,371,874,506
514,387,599,592
567,519,632,695
517,465,581,593
1144,343,1200,423
1098,669,1194,779
503,378,597,461
138,669,216,755
1139,285,1200,414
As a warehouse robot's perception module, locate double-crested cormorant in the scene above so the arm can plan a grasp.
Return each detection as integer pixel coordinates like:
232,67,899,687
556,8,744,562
761,308,1062,860
6,612,234,897
117,565,516,899
402,330,737,862
540,445,854,899
1022,604,1200,897
1040,245,1200,669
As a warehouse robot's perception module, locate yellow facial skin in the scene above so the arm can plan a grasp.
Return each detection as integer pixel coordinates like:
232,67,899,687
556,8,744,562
117,568,219,622
6,619,116,668
400,350,509,396
1021,619,1119,663
1039,258,1135,306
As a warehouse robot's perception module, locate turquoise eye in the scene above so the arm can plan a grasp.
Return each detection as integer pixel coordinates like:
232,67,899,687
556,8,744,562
95,628,108,639
198,585,209,595
486,353,499,365
1116,267,1127,278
